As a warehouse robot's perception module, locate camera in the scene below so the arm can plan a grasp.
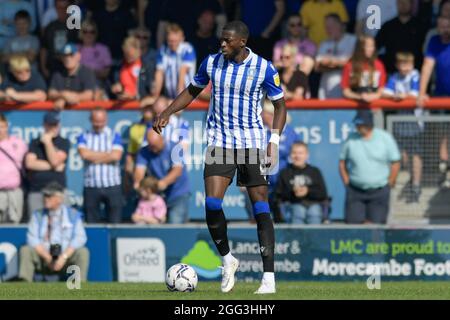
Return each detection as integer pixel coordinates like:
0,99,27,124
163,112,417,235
50,244,62,261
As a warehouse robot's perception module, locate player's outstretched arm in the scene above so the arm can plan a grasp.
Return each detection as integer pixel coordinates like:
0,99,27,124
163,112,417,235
271,98,287,136
153,84,203,134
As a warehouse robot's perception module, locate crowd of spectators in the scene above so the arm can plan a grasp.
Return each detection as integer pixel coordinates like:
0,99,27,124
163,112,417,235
0,0,449,226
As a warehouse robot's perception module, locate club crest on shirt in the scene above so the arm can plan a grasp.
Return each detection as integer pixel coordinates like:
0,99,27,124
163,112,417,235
248,68,257,80
273,73,280,87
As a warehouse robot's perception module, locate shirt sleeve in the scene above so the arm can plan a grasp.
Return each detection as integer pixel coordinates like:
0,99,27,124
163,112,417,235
383,75,396,96
191,56,210,88
112,132,123,151
156,48,165,70
69,211,87,249
49,72,62,91
425,36,439,59
339,139,349,161
181,44,196,65
26,212,42,248
28,138,39,154
153,196,167,220
82,68,97,91
136,147,149,168
262,61,284,101
377,60,387,87
77,133,87,149
341,62,352,89
385,132,401,162
58,138,70,155
34,72,47,91
410,72,420,96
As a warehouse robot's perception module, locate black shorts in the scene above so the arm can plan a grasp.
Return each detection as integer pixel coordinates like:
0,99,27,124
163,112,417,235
203,147,268,187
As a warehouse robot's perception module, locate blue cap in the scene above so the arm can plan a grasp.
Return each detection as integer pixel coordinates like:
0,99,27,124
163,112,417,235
60,42,78,55
43,111,61,125
353,109,374,126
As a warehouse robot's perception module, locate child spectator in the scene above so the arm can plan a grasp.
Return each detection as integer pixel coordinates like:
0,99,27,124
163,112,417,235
111,36,142,100
278,44,310,100
275,142,328,224
382,52,423,203
2,10,40,67
341,35,386,103
132,176,167,225
0,0,36,49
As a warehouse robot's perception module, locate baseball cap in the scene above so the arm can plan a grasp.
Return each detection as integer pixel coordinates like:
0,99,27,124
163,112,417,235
60,42,78,55
353,109,374,127
42,182,65,197
43,111,61,125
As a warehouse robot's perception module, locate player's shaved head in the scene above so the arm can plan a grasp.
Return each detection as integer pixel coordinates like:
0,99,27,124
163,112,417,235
222,21,249,40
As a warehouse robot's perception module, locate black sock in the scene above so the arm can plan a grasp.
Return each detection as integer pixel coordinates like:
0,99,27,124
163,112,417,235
206,209,230,256
255,213,275,272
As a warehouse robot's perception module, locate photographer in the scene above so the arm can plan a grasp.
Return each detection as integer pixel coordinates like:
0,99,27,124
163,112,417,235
18,182,89,282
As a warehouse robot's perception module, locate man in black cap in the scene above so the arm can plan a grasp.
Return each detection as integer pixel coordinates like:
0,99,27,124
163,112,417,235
339,109,401,224
25,111,70,219
18,181,89,282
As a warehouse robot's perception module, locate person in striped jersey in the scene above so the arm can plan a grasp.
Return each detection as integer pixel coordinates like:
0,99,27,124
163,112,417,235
153,21,287,294
77,107,124,224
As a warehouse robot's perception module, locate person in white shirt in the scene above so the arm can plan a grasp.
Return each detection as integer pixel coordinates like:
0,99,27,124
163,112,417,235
316,14,356,99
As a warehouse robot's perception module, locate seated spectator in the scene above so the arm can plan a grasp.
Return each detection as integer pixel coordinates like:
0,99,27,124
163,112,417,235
129,26,157,101
278,44,310,100
48,43,96,110
191,9,220,64
78,19,113,93
341,36,387,103
111,36,142,100
134,129,190,224
132,176,167,225
339,110,401,224
0,113,27,224
0,55,47,103
375,0,428,74
316,13,356,99
2,10,40,67
93,0,137,65
0,0,36,49
273,14,316,75
18,182,89,282
300,0,349,45
382,52,423,203
355,0,398,37
153,24,196,99
25,111,70,218
276,142,328,224
40,0,79,78
77,108,124,224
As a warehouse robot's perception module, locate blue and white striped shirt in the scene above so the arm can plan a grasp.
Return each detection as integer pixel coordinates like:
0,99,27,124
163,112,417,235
77,127,123,188
191,48,284,149
156,42,196,99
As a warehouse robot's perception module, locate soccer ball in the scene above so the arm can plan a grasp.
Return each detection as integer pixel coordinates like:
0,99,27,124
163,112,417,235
166,263,198,292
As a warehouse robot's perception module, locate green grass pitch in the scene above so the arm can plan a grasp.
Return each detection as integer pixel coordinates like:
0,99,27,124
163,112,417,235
1,282,450,300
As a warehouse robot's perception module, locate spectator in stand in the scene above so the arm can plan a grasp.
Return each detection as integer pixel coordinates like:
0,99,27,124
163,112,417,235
339,109,401,224
0,113,27,224
0,56,47,103
240,0,286,60
423,0,450,53
276,142,328,224
77,108,124,224
153,24,196,100
111,36,142,100
2,10,40,67
48,43,96,110
0,0,36,49
418,15,450,185
355,0,398,37
191,9,220,64
78,19,113,97
134,129,190,224
93,0,137,65
341,35,387,103
300,0,349,46
130,26,157,94
25,111,70,218
40,0,79,78
124,104,154,194
278,44,311,99
375,0,428,74
273,14,316,75
382,52,423,203
316,13,356,99
132,176,167,225
18,182,89,282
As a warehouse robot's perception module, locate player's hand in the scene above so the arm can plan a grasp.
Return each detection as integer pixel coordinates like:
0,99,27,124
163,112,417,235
153,111,170,134
263,142,279,175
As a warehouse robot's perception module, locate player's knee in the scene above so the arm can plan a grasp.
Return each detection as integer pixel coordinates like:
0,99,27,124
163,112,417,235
205,196,223,211
252,201,270,216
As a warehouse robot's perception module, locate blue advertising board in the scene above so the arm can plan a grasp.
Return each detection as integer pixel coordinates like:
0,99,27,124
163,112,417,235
4,109,356,221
